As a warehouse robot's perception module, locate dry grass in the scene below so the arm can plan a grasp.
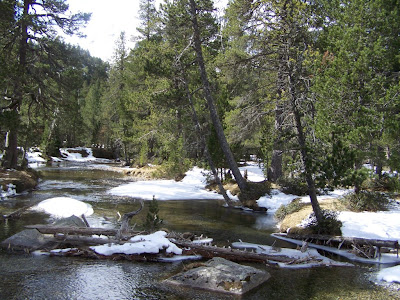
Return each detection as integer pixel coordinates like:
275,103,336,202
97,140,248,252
279,198,347,233
108,165,161,180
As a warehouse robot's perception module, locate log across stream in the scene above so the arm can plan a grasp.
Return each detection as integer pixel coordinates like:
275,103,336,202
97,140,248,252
0,223,356,268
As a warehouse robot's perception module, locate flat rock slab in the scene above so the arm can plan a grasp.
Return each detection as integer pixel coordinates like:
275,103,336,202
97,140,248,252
165,257,270,295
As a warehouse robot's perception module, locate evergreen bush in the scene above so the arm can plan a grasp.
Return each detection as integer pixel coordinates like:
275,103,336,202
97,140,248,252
305,210,342,235
342,191,389,212
145,196,163,231
278,177,309,196
362,174,400,192
275,198,305,221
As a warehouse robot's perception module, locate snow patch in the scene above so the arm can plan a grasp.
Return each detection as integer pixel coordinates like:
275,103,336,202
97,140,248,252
90,231,182,256
377,265,400,283
109,167,239,201
31,197,94,218
1,183,17,199
60,147,96,162
339,211,400,241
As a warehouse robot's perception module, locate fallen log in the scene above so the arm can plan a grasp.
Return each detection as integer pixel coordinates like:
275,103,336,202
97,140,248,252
25,225,141,237
280,233,399,250
173,239,293,264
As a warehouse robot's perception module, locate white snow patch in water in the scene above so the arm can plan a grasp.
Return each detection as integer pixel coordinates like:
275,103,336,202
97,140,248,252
31,197,94,218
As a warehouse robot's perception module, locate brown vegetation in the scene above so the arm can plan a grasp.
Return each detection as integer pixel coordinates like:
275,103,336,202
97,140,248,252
0,168,39,193
279,198,347,234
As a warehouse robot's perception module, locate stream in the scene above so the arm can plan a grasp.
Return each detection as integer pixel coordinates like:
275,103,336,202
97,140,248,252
0,162,398,299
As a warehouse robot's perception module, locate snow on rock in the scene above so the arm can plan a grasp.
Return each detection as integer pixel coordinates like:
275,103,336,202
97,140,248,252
60,147,96,162
377,265,400,283
90,231,182,256
31,197,94,218
26,148,47,168
109,167,238,201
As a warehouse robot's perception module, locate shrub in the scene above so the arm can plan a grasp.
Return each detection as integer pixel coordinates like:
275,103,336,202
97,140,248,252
342,191,389,212
154,158,192,180
305,210,342,235
362,174,400,192
278,177,309,196
275,198,305,221
145,196,163,231
238,181,271,202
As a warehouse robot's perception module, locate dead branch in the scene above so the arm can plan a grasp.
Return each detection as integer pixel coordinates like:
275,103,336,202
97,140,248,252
117,200,144,239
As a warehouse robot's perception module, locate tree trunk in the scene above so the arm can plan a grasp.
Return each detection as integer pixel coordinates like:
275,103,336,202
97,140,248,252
268,101,284,182
290,95,323,223
268,149,282,182
2,129,18,169
2,0,30,169
188,0,247,193
182,72,234,207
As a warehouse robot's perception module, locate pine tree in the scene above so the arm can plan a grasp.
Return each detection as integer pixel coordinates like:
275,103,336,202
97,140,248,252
0,0,90,168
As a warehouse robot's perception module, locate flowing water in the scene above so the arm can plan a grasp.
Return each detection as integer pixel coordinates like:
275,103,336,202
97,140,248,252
0,162,398,299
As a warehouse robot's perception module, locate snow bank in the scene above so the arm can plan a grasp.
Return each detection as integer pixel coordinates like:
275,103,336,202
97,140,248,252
31,197,94,218
377,265,400,283
239,162,266,182
90,231,182,256
257,189,299,212
109,167,238,201
339,211,400,241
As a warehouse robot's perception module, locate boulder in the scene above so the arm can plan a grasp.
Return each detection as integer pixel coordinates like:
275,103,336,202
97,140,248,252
52,215,87,227
165,257,270,295
0,216,87,252
0,229,55,251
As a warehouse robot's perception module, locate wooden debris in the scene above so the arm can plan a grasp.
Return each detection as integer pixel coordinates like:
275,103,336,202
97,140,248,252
172,239,293,264
282,233,399,250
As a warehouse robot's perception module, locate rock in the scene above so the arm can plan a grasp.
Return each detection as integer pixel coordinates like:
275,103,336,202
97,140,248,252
52,215,87,227
0,229,55,251
0,216,87,252
165,257,270,295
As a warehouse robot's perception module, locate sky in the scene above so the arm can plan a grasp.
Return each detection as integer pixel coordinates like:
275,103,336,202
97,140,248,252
63,0,228,62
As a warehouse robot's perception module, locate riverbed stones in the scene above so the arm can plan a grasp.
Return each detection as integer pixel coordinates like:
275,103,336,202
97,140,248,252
165,257,270,295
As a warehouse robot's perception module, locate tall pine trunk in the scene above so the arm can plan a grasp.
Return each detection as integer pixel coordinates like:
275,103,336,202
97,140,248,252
2,1,30,169
188,0,247,193
290,90,323,223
